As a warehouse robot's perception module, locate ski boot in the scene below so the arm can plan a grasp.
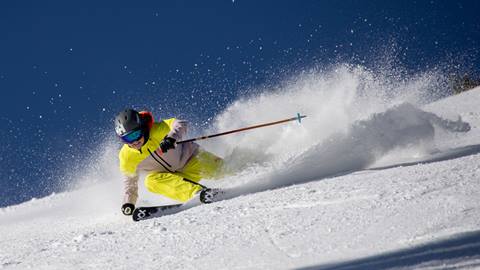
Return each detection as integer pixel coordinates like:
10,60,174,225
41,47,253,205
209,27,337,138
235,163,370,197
199,188,224,204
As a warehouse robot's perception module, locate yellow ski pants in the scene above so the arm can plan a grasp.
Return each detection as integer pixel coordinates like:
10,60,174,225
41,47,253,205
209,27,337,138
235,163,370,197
144,150,223,202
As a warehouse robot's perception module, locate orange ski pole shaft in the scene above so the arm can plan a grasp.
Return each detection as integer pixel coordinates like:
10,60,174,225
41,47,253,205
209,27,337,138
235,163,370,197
177,113,306,144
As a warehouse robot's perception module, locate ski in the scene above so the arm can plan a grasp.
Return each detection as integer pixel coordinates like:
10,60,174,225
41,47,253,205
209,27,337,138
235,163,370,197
132,204,183,221
132,188,228,222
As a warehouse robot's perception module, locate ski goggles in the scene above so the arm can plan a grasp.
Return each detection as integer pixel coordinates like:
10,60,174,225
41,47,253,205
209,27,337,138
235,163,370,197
120,129,143,143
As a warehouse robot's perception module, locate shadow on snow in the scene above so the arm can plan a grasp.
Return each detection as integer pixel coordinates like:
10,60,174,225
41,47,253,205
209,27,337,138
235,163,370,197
299,230,480,270
369,143,480,171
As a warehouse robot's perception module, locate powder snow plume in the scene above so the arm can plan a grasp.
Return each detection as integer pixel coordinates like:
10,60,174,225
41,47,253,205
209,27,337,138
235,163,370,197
199,64,470,195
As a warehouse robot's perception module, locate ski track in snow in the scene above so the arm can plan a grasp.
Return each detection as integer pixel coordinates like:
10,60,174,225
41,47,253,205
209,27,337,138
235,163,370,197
1,86,480,269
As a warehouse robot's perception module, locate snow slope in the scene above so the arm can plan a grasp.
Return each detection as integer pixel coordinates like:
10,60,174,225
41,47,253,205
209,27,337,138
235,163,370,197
1,80,480,269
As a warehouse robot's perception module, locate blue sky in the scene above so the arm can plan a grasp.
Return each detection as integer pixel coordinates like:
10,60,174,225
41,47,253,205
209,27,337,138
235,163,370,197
1,0,479,207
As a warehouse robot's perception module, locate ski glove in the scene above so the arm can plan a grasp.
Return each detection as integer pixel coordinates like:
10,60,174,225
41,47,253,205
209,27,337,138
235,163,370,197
121,203,135,216
159,137,176,153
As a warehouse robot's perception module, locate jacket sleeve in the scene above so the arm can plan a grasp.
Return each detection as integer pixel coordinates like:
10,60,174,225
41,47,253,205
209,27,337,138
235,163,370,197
123,173,139,205
167,119,188,141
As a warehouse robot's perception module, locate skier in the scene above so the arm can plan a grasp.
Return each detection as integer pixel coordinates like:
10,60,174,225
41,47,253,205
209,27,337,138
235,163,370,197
114,109,224,216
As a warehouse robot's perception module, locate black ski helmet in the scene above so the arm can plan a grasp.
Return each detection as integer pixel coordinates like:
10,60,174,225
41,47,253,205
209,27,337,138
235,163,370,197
114,109,142,137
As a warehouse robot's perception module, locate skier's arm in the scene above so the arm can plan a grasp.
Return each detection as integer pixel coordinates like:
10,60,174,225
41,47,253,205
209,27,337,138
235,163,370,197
166,119,188,141
158,119,188,153
123,173,139,206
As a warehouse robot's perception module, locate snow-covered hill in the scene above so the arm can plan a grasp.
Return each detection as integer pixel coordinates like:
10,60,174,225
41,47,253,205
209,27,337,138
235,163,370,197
1,82,480,269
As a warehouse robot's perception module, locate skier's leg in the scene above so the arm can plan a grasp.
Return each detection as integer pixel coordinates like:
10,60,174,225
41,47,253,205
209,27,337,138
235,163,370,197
176,150,227,204
144,172,203,203
176,150,225,181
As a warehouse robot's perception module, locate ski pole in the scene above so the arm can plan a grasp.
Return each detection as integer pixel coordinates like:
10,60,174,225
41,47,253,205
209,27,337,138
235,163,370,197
177,113,306,144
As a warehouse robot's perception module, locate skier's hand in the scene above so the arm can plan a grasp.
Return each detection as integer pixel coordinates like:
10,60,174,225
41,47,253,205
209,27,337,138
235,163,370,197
121,203,135,216
159,137,176,153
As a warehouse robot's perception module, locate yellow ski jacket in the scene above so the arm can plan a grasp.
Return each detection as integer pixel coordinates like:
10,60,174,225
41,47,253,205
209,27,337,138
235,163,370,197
118,118,199,204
